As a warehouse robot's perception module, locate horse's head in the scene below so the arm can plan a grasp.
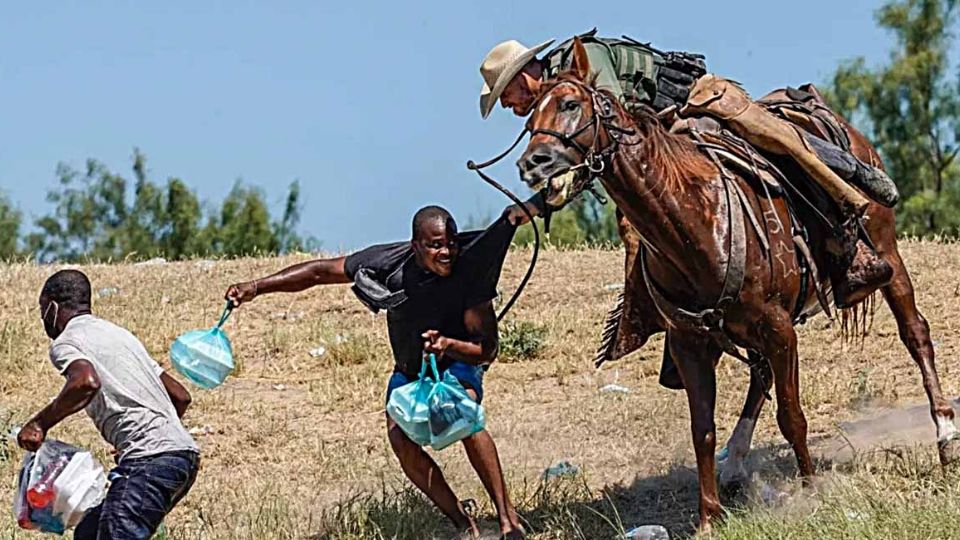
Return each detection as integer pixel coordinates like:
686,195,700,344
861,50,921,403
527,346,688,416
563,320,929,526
517,38,614,207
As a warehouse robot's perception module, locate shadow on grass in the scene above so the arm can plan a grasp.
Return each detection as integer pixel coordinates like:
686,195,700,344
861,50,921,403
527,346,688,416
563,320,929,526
308,441,835,540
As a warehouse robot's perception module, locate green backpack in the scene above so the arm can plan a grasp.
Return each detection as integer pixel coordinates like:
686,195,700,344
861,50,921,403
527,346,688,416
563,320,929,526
542,28,707,113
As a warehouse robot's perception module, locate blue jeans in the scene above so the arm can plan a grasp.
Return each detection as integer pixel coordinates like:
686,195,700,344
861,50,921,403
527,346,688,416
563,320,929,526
74,451,199,540
386,361,486,404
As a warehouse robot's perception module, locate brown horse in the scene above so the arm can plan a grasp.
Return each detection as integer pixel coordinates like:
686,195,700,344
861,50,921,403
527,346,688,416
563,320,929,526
516,38,958,531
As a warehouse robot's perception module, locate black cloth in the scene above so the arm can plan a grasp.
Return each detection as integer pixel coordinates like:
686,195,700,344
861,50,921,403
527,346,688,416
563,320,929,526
344,212,522,378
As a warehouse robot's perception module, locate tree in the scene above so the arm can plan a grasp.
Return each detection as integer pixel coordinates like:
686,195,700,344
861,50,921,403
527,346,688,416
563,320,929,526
27,159,129,261
0,192,22,259
28,149,310,261
273,180,308,253
207,182,279,258
160,178,202,259
827,0,960,236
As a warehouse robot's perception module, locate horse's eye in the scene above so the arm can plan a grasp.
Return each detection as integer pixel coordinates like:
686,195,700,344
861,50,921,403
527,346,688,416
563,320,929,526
562,100,580,112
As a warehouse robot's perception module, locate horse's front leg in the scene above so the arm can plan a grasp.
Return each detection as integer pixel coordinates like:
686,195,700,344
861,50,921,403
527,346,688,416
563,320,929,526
670,329,724,532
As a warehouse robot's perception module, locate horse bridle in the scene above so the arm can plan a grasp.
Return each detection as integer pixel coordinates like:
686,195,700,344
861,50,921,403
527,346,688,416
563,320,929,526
462,79,634,320
524,79,638,198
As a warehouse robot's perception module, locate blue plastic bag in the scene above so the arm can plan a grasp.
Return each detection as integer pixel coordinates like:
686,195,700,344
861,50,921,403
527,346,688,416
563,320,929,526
386,359,434,447
170,303,235,389
386,354,485,450
426,368,485,450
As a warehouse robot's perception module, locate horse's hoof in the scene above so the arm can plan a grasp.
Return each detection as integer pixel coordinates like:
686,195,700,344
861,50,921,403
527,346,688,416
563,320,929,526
938,436,960,467
719,474,749,500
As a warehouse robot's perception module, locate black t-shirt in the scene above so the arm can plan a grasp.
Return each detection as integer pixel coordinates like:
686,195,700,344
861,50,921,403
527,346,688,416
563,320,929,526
343,214,519,377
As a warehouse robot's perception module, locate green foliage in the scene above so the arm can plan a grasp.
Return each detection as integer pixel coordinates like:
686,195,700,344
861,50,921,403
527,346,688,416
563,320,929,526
514,186,621,248
826,0,960,236
0,192,22,260
498,320,548,362
25,149,314,262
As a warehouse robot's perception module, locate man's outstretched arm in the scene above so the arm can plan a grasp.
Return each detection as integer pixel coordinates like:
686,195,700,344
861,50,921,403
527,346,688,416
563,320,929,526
18,359,101,451
225,257,351,306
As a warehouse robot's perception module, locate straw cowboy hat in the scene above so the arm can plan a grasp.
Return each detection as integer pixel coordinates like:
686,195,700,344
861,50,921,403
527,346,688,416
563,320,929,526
479,38,554,119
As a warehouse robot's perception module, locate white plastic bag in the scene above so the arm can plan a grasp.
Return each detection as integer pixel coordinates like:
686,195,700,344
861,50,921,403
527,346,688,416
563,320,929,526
13,440,106,534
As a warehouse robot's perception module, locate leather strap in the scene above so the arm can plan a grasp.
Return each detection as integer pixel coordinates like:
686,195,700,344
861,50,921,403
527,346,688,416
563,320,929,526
640,171,746,340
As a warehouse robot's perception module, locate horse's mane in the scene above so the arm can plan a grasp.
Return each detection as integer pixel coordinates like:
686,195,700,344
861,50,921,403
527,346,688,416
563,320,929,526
626,105,717,195
537,72,717,195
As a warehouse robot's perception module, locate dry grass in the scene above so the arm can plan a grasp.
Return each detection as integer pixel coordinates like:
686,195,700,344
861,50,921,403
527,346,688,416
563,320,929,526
1,240,959,539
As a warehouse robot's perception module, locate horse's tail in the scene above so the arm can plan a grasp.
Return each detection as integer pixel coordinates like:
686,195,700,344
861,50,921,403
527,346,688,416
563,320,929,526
839,292,878,346
595,291,625,368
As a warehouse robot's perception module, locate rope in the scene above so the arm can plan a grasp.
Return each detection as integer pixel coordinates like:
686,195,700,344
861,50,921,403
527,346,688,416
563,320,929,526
467,142,541,321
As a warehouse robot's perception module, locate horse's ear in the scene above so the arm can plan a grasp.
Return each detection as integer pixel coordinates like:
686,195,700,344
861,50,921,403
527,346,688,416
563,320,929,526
569,37,591,82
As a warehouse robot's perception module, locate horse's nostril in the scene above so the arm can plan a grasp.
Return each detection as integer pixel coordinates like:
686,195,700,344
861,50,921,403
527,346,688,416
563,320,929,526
531,153,553,166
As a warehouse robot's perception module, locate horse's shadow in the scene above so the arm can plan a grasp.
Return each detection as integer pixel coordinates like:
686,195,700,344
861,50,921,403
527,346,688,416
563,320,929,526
516,439,834,539
306,441,830,540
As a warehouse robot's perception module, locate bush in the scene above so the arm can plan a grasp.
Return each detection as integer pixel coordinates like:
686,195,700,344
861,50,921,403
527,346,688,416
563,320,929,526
498,320,548,362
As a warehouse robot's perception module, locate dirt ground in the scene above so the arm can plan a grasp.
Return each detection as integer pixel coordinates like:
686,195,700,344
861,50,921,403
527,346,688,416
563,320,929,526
1,240,958,538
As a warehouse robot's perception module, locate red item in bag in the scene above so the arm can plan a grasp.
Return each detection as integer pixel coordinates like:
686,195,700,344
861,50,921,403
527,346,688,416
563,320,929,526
26,455,70,508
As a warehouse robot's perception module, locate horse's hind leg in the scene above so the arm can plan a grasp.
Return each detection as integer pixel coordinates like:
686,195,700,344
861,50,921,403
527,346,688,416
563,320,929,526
719,352,772,494
762,316,815,479
670,330,724,532
877,240,959,464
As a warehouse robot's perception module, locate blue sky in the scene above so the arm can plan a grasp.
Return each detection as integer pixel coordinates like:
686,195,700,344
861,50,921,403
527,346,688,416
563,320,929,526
0,1,893,252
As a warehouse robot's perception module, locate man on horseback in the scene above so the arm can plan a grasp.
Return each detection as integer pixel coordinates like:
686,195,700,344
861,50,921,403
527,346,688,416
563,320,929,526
478,29,898,311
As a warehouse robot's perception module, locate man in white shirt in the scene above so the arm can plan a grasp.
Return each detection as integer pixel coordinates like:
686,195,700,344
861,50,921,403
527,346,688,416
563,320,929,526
18,269,200,540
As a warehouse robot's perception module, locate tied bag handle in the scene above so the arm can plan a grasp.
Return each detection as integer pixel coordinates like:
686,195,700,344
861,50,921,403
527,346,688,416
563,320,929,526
419,353,441,382
215,301,233,330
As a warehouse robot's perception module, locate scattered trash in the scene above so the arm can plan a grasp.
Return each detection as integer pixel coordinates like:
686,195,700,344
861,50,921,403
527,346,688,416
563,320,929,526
604,283,625,291
160,296,171,305
460,498,477,517
759,483,789,507
334,334,348,345
932,340,941,348
195,260,216,271
270,311,305,321
600,384,631,394
96,287,119,299
309,347,327,358
134,257,167,266
187,425,215,437
542,460,580,480
7,425,21,440
845,510,870,521
272,384,286,391
624,524,669,539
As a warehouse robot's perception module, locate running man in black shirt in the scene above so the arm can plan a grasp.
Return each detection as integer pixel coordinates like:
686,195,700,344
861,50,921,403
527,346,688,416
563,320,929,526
225,197,543,540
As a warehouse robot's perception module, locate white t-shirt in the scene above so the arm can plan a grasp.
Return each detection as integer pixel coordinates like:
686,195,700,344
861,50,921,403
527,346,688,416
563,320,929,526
49,315,198,461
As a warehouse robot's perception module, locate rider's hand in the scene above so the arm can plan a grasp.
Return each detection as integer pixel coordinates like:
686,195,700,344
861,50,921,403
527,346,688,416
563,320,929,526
225,281,258,308
17,419,46,452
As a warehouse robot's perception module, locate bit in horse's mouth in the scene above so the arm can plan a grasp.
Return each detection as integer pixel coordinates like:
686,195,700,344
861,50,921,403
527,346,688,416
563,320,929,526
544,169,582,207
529,169,578,202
